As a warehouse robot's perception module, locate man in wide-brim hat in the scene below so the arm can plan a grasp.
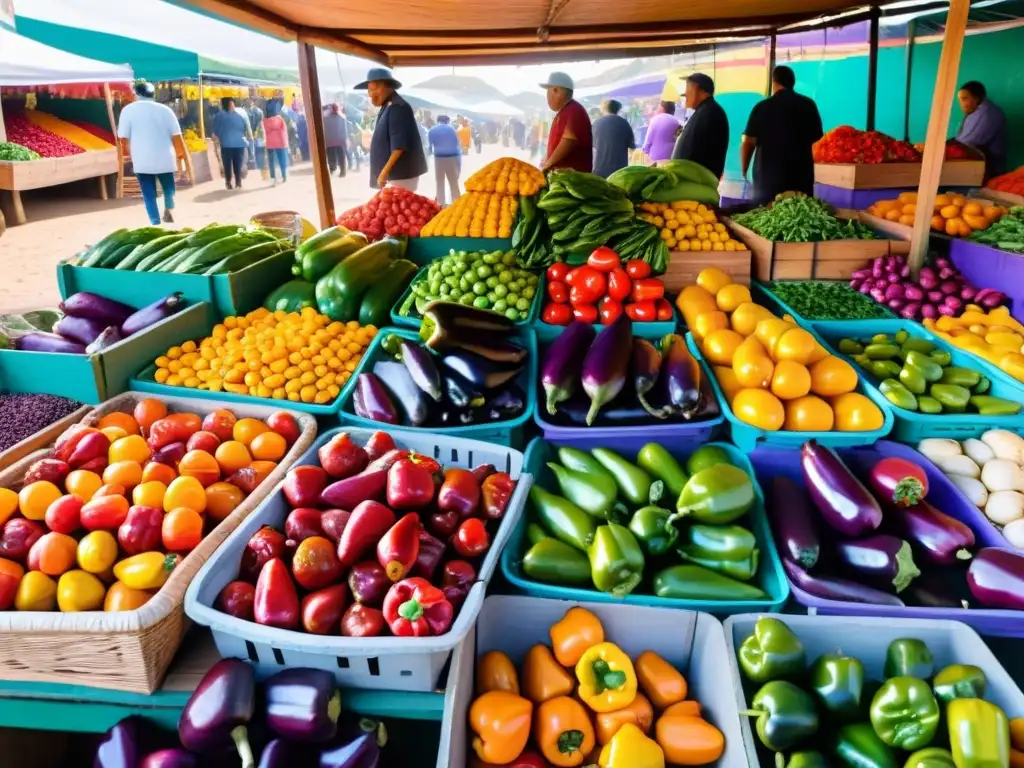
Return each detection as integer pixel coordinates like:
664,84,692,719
355,67,427,190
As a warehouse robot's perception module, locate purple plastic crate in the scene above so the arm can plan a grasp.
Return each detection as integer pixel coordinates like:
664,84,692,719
949,238,1024,323
813,184,914,210
534,412,722,453
750,439,1024,637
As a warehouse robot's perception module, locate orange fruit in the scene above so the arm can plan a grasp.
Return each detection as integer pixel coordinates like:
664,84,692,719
100,426,129,444
141,461,177,486
215,441,252,474
104,581,152,611
178,450,222,487
103,461,143,490
0,488,18,525
205,482,245,521
164,476,206,514
733,337,775,389
98,412,140,435
250,431,287,461
29,531,78,576
831,393,885,431
702,329,744,366
162,507,204,552
775,328,819,365
770,361,812,401
19,481,62,521
109,435,152,465
132,481,167,509
233,417,269,446
809,357,858,397
133,398,168,434
784,395,835,431
65,470,104,502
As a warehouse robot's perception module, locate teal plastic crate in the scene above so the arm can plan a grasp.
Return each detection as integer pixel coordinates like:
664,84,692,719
686,331,895,451
405,237,513,266
57,250,294,321
812,318,1024,441
338,326,536,447
390,264,543,330
0,303,214,405
753,281,895,324
533,306,679,343
500,437,789,615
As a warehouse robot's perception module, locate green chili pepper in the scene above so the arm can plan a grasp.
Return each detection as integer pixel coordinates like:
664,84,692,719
526,522,549,546
529,485,597,551
866,343,901,360
636,443,688,498
588,523,644,596
674,464,756,524
970,395,1022,416
522,538,592,585
591,447,661,506
546,461,618,520
653,564,767,600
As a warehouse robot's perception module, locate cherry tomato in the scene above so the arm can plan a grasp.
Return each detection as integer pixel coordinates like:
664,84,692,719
573,304,599,323
631,277,665,303
655,298,674,321
625,300,658,322
568,266,606,305
547,280,569,304
546,263,570,283
452,518,490,558
598,297,623,325
606,267,631,301
542,303,573,325
587,246,621,272
625,260,652,280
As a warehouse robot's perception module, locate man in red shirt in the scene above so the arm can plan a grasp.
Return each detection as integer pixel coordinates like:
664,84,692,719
540,72,592,173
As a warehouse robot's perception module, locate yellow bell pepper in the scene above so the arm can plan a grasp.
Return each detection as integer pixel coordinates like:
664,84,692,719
576,642,638,713
56,570,106,612
599,723,664,768
113,552,180,591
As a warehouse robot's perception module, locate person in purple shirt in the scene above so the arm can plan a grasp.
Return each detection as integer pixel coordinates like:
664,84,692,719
957,80,1008,181
643,101,682,161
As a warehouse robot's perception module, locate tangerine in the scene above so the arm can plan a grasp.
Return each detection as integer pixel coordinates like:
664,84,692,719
103,461,143,490
132,481,167,509
178,450,221,487
141,461,177,486
233,417,269,446
109,435,152,465
19,481,62,521
65,470,103,502
214,441,252,474
250,431,287,461
205,482,245,521
97,412,141,435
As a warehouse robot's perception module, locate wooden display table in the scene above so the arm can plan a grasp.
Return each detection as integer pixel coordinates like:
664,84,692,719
662,249,752,291
980,187,1024,207
0,150,119,225
814,159,985,190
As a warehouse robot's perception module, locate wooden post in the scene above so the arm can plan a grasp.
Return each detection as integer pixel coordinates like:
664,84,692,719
902,19,917,142
908,0,970,275
297,42,335,229
198,75,206,139
866,7,880,130
0,98,6,143
766,33,777,96
103,84,124,199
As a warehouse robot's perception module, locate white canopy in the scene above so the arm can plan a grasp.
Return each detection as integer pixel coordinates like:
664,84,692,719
0,27,133,86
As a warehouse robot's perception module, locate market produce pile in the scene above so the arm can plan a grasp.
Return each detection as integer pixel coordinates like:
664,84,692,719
636,201,747,254
737,615,1021,766
0,402,301,612
682,268,885,433
866,191,1005,235
733,195,875,242
607,160,721,206
0,394,82,452
0,141,40,161
986,166,1024,197
419,191,519,238
182,128,207,153
465,156,546,197
812,125,920,164
24,111,114,151
468,605,725,766
523,442,768,602
968,205,1024,252
70,121,116,146
336,186,440,240
764,281,893,321
923,304,1024,384
213,429,516,638
2,113,84,158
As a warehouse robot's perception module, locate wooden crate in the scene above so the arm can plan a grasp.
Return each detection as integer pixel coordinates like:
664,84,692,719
859,211,913,241
980,188,1024,207
814,160,985,190
662,249,751,292
0,150,118,192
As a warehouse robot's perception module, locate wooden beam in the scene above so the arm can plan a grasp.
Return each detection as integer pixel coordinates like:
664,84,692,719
296,28,389,65
383,29,768,54
170,0,296,41
766,33,777,96
908,0,970,275
297,43,335,230
903,18,917,142
0,98,6,144
866,6,880,130
103,84,124,199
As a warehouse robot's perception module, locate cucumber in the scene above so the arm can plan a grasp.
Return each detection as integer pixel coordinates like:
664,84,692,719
357,259,418,327
134,240,194,272
116,233,188,270
171,231,274,273
185,224,243,248
80,229,129,267
203,242,290,276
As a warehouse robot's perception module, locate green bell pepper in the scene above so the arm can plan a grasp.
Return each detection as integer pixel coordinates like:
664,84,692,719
933,664,987,704
899,366,928,395
546,461,618,520
865,343,900,360
653,564,767,600
939,367,981,388
529,485,597,551
839,338,865,355
834,723,896,768
871,360,904,379
948,698,1010,768
742,680,819,752
737,616,806,683
587,523,644,596
884,638,934,680
880,379,919,411
810,652,865,723
526,522,548,546
970,395,1023,416
676,524,760,581
903,747,956,767
522,538,591,585
591,448,661,506
627,506,677,557
636,443,688,498
901,338,936,355
905,351,944,382
685,444,731,475
917,396,943,414
930,383,971,412
780,752,829,768
870,676,941,750
674,464,755,524
263,279,317,312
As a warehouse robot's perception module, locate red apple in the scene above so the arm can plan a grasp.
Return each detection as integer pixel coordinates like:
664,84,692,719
318,433,368,479
23,458,70,487
282,465,328,508
67,432,111,469
186,430,221,454
216,580,256,620
267,411,300,446
285,507,324,544
44,494,84,535
202,409,237,442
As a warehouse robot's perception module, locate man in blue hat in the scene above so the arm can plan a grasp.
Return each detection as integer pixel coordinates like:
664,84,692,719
539,72,592,173
355,67,427,190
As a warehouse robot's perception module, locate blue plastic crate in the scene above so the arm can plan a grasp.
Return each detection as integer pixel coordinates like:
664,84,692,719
500,437,789,615
753,281,895,324
405,237,513,266
337,326,536,447
811,318,1024,441
686,331,895,451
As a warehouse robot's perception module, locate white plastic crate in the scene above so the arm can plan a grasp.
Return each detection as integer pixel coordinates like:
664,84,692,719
184,427,532,691
438,595,749,768
725,614,1024,767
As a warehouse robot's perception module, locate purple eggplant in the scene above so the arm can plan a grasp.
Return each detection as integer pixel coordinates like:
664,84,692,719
94,716,142,768
318,719,385,768
783,558,905,606
903,571,970,609
801,441,883,537
258,739,315,768
372,361,428,426
651,333,702,419
557,389,656,426
265,668,342,743
440,350,522,390
483,385,525,421
411,528,446,580
354,374,399,424
542,320,596,416
836,534,920,593
892,500,975,565
53,314,108,345
86,326,124,354
120,292,186,336
178,658,256,768
347,560,391,606
632,337,662,416
14,332,86,354
139,750,197,768
967,547,1024,610
443,369,483,409
769,476,820,570
59,292,134,324
582,313,632,425
320,469,387,509
399,339,442,401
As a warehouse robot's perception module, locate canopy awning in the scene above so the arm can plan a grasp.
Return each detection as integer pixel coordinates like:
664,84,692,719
0,27,133,86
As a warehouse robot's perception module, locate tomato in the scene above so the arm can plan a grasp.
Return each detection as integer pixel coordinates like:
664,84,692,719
547,263,569,283
625,260,652,280
573,304,599,323
547,280,569,304
625,301,657,322
606,268,631,301
598,297,623,325
542,303,573,325
655,298,674,321
587,246,620,272
568,267,606,305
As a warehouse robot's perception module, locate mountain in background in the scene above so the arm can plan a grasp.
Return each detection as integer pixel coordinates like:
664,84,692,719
411,74,507,102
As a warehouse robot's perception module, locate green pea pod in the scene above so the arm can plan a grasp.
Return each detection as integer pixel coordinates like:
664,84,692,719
588,523,644,596
971,394,1022,416
905,351,944,382
930,383,971,410
834,723,897,768
865,343,901,360
546,461,618,520
947,698,1010,768
880,379,919,411
636,442,688,498
627,506,677,557
930,350,952,367
677,548,759,581
741,680,819,752
675,464,756,524
529,485,597,551
885,638,934,679
838,338,865,355
899,366,928,395
940,367,981,388
810,652,865,723
974,375,991,394
591,447,661,506
526,522,549,546
870,676,941,750
901,338,936,355
917,396,943,414
738,616,807,683
522,538,592,585
933,664,987,703
653,563,767,600
903,747,955,768
871,360,903,379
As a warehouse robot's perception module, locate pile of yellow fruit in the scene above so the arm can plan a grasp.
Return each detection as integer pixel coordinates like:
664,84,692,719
152,307,376,405
420,191,519,238
465,157,546,196
636,201,747,252
925,305,1024,383
678,267,885,433
867,191,1005,236
182,128,207,153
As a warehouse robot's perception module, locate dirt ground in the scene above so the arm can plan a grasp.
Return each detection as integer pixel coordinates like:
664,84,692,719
0,143,534,314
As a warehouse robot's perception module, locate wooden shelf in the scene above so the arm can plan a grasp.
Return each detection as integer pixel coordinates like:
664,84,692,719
814,160,984,190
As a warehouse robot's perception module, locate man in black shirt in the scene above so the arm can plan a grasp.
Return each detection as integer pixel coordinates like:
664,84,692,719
355,67,428,190
671,73,729,180
741,66,824,204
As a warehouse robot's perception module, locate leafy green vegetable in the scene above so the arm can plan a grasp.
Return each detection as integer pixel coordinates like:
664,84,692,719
766,281,894,320
0,142,41,162
969,206,1024,251
733,196,876,242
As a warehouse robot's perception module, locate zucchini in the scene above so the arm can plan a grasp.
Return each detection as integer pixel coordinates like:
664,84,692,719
80,229,129,267
116,233,188,270
185,224,242,248
134,240,194,272
170,231,274,274
94,227,167,267
296,225,347,257
358,259,418,327
203,242,290,276
316,240,396,321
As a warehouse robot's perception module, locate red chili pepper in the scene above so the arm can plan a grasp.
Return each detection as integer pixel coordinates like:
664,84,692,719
438,468,481,518
606,267,631,301
341,603,385,637
453,518,490,558
253,558,300,629
573,304,598,323
547,280,569,304
441,560,477,609
542,303,573,325
336,500,396,567
386,455,439,509
631,277,665,303
382,577,454,636
624,259,651,280
598,296,623,325
568,266,606,305
587,246,620,272
655,298,674,321
546,262,569,283
481,472,516,520
376,512,421,582
625,300,658,322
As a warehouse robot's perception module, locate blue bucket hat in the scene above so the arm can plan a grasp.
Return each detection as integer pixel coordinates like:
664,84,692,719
354,67,402,90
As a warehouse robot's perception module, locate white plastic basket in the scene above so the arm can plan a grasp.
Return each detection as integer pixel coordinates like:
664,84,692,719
185,427,531,692
724,614,1024,767
437,595,749,768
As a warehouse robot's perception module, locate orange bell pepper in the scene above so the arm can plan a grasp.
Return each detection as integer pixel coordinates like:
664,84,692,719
522,644,575,704
636,650,687,710
549,606,604,667
534,695,596,767
476,650,520,696
595,692,654,745
1011,717,1024,752
470,690,533,765
662,700,701,718
654,713,724,766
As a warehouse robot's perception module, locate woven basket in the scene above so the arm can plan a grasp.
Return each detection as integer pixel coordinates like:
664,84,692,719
0,404,93,473
251,211,302,246
0,392,317,693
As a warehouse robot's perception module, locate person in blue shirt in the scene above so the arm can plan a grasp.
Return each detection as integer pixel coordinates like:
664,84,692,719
211,98,252,190
356,67,427,190
427,115,463,206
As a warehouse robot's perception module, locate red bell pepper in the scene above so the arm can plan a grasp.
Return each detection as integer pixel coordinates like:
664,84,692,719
253,558,300,629
438,468,481,518
469,751,547,768
411,529,446,581
441,560,476,609
481,472,516,520
547,280,569,304
587,246,620,272
382,578,454,636
376,512,421,582
568,266,606,305
386,455,440,509
453,518,490,558
624,259,651,280
337,500,396,567
606,267,631,301
317,432,369,479
542,303,573,325
341,603,385,637
573,304,598,323
625,300,657,322
631,278,665,303
240,526,288,583
546,263,569,283
363,431,396,462
598,297,623,325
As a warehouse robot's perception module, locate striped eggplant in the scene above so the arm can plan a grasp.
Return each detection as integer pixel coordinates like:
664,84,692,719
399,340,442,401
582,313,632,425
651,333,702,419
632,337,662,417
801,440,883,537
541,320,596,415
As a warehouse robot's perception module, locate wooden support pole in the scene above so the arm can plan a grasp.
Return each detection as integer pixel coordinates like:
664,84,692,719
766,33,777,96
903,19,917,141
198,75,206,138
908,0,970,275
297,42,335,229
103,84,124,199
866,7,880,130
